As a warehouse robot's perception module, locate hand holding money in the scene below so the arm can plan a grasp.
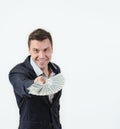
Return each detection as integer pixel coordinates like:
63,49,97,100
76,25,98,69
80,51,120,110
28,73,64,96
34,76,46,84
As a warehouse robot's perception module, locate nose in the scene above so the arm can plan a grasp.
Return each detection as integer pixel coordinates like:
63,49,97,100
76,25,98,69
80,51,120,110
38,51,45,58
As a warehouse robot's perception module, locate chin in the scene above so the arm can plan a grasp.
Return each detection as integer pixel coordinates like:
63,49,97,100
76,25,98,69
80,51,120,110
38,65,45,69
36,61,49,69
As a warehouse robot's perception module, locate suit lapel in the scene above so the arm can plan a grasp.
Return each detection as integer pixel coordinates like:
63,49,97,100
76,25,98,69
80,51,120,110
43,90,62,107
51,90,62,107
43,96,51,106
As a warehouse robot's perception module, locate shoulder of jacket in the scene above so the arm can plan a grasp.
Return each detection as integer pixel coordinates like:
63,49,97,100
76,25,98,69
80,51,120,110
49,62,61,74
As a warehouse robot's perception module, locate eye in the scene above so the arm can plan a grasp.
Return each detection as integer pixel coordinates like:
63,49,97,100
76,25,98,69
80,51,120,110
33,48,39,53
44,48,48,52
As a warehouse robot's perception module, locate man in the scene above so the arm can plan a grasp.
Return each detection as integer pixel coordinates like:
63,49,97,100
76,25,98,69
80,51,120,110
9,28,64,129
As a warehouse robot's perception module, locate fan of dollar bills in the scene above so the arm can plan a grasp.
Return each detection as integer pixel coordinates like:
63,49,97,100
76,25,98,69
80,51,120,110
27,73,64,96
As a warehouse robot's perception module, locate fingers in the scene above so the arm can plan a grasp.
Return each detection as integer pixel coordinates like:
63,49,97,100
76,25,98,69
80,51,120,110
34,76,46,84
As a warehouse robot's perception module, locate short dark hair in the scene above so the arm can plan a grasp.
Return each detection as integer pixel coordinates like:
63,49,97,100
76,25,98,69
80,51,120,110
28,28,53,48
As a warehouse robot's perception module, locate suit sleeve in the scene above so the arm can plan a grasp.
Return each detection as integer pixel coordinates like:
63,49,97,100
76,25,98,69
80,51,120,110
9,67,34,98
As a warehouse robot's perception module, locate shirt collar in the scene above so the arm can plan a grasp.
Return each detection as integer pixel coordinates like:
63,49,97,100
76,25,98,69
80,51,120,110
30,57,43,76
30,57,55,77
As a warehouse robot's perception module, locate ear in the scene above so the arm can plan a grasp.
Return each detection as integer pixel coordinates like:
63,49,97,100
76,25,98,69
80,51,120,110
28,48,31,55
51,46,53,53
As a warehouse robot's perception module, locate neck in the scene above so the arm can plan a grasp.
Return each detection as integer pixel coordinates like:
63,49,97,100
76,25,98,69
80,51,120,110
42,67,51,77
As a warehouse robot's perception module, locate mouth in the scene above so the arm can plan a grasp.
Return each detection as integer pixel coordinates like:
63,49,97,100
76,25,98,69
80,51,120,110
37,59,47,64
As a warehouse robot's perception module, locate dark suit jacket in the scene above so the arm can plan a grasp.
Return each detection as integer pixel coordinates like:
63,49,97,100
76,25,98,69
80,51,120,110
9,56,62,129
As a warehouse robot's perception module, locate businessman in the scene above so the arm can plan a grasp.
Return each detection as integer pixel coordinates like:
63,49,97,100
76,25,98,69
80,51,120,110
9,28,64,129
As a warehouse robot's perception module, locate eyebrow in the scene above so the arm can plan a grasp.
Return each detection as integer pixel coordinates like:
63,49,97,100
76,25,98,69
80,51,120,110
32,48,39,50
32,47,49,50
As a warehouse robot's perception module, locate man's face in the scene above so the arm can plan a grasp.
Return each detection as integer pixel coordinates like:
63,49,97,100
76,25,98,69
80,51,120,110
29,39,53,70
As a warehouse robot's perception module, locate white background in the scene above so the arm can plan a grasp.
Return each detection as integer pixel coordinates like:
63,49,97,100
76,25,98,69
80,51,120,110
0,0,120,129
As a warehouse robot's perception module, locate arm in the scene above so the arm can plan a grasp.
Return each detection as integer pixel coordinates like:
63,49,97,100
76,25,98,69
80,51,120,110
9,67,34,98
